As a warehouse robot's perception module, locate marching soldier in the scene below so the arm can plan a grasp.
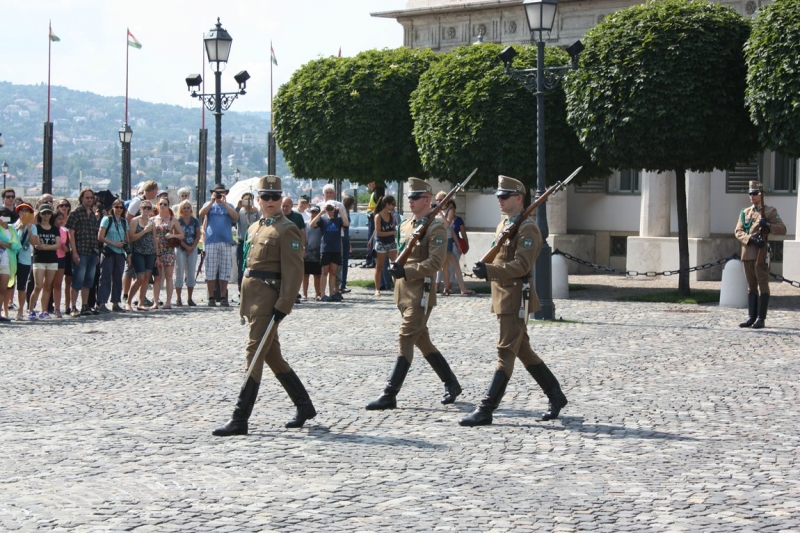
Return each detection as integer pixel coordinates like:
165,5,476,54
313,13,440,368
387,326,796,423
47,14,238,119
461,175,567,427
213,175,316,436
734,180,786,329
365,177,462,410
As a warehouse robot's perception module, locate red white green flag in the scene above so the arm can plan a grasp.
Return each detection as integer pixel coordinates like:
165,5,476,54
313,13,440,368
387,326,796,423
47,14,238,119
127,29,142,49
49,22,60,42
270,43,278,66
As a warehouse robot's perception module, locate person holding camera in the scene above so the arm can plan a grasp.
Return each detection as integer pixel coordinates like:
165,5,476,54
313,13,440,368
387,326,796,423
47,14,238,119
213,175,314,436
734,180,786,329
309,201,349,302
96,200,130,313
199,183,239,307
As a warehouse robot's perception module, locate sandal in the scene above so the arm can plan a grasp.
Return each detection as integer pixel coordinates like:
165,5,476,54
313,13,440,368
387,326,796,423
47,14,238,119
443,289,451,296
461,290,475,296
136,306,148,311
374,290,381,297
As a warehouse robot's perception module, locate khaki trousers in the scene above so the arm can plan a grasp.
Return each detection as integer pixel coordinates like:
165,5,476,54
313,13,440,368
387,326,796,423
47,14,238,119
397,306,437,363
245,314,292,383
742,260,770,294
495,313,542,377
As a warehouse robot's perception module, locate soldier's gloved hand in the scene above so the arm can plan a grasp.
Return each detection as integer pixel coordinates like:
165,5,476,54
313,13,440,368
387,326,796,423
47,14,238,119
749,235,765,249
272,309,287,323
388,263,405,279
472,262,488,280
759,217,770,230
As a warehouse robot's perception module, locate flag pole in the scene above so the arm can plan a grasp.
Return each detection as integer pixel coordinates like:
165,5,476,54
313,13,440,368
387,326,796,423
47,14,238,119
270,40,274,135
125,29,130,124
47,21,52,123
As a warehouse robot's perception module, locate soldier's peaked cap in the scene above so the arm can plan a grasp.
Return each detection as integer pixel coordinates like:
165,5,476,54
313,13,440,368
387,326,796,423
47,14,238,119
496,175,526,196
748,180,762,194
406,177,432,195
257,175,282,194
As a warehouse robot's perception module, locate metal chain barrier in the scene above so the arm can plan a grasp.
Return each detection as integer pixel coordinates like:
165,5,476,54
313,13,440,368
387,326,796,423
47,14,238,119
552,249,800,288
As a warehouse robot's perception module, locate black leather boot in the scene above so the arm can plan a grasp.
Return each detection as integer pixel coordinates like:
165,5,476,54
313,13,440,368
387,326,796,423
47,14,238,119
212,378,260,436
459,371,509,427
366,356,411,410
739,292,758,328
276,371,317,428
424,352,462,404
527,362,568,421
751,293,769,329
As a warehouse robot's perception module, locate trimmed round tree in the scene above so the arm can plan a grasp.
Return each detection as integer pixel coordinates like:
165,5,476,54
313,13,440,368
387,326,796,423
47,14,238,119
746,0,800,158
411,43,601,190
273,47,437,184
565,0,758,295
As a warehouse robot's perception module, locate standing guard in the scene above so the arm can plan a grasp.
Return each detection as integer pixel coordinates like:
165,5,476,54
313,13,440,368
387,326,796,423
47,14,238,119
365,177,462,410
734,180,786,329
213,175,316,436
461,175,567,426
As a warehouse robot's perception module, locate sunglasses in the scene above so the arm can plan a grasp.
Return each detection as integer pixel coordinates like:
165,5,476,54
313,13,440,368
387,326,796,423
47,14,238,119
496,192,519,200
407,194,426,201
748,191,761,196
159,203,169,207
142,206,153,211
58,204,70,208
4,195,15,199
260,193,282,202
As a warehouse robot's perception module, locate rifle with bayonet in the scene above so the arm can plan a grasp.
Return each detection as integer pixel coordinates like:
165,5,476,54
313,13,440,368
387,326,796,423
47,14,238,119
392,168,478,267
756,183,769,266
479,166,582,265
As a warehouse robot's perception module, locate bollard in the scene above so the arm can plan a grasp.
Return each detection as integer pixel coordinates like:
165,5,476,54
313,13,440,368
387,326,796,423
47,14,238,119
552,253,569,299
719,259,747,308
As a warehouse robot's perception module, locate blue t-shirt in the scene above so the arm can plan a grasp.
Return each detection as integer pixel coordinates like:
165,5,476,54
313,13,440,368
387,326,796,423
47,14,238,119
202,201,236,245
14,223,37,265
179,216,201,246
100,215,127,254
319,215,343,254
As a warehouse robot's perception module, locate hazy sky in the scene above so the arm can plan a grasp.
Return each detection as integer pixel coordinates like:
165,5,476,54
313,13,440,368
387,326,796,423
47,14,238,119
3,0,407,115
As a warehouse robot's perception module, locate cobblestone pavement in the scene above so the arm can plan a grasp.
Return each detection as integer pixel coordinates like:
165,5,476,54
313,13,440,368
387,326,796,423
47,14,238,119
2,269,799,532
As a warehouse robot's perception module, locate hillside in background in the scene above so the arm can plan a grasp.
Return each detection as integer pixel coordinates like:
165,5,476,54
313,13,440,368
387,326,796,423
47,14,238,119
0,81,286,194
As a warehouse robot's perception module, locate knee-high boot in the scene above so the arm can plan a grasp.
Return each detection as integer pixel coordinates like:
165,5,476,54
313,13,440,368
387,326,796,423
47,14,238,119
527,362,568,421
276,371,317,428
751,293,770,329
459,370,509,427
212,377,260,436
365,356,411,410
424,352,462,404
739,292,758,328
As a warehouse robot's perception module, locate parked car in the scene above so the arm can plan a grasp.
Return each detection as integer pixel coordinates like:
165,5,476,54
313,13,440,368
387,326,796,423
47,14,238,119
348,211,371,258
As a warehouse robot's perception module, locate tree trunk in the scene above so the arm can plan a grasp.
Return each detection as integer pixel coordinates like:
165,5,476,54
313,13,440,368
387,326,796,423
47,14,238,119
675,168,690,296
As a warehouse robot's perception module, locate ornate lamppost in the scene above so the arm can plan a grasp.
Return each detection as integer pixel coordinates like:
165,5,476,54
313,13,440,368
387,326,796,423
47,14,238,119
2,161,8,190
118,124,133,200
498,0,583,320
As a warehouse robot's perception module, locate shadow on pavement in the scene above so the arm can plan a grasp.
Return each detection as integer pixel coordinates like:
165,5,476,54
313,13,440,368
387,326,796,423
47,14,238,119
253,425,447,450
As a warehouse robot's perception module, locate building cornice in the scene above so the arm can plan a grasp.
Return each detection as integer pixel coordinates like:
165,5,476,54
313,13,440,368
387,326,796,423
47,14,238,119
372,1,524,20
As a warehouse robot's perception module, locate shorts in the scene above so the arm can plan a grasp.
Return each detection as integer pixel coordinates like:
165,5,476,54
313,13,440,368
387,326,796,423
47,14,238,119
447,238,455,254
131,253,156,276
16,263,31,289
320,252,342,267
33,263,59,271
204,241,231,281
0,263,9,276
375,240,397,254
62,256,73,277
304,260,322,276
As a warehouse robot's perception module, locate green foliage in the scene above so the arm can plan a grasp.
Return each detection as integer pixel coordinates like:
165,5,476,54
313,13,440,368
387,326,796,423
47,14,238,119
411,43,603,190
745,0,800,158
274,48,438,184
565,0,759,172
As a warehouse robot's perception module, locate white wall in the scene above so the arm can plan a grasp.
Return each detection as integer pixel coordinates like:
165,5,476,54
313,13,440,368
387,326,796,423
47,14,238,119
567,189,641,232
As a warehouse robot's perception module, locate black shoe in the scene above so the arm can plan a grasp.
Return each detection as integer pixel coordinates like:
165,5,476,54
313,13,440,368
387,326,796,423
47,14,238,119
80,305,93,317
366,356,411,410
751,293,769,330
739,292,758,328
276,371,317,428
459,370,509,427
424,352,462,405
527,362,568,421
212,378,260,437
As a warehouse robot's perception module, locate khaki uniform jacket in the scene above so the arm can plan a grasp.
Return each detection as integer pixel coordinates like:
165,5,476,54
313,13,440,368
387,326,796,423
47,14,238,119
240,213,304,318
485,216,542,315
394,216,446,309
734,205,786,261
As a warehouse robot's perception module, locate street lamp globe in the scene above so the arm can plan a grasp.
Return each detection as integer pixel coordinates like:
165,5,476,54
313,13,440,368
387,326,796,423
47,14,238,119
523,0,559,33
118,124,133,143
204,18,233,72
234,168,240,182
2,161,8,175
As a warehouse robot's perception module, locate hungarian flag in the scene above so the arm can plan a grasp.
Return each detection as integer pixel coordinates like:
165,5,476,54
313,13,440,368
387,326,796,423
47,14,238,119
49,22,60,42
127,29,142,49
338,47,341,58
270,43,278,66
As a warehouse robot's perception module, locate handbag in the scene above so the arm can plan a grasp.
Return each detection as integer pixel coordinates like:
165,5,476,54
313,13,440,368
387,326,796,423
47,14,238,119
457,236,469,254
167,237,182,248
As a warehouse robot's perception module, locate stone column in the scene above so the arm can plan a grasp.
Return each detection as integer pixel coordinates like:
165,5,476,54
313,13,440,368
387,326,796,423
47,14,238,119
686,171,710,238
639,170,672,237
547,190,568,235
783,163,800,283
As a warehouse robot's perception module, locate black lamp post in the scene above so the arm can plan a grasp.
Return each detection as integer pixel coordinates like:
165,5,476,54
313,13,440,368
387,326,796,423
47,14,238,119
118,124,133,200
2,161,8,190
233,167,240,184
498,0,582,320
185,18,249,189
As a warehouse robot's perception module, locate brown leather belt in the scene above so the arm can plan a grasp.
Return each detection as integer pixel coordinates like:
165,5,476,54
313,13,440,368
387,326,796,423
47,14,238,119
244,269,281,281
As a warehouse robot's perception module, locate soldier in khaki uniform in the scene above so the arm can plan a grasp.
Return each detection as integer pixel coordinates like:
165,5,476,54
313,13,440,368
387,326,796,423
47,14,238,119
461,175,567,427
734,180,786,329
213,175,316,437
365,178,462,410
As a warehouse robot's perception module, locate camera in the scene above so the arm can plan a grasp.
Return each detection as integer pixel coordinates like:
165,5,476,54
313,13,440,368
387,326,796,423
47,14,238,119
325,204,334,212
